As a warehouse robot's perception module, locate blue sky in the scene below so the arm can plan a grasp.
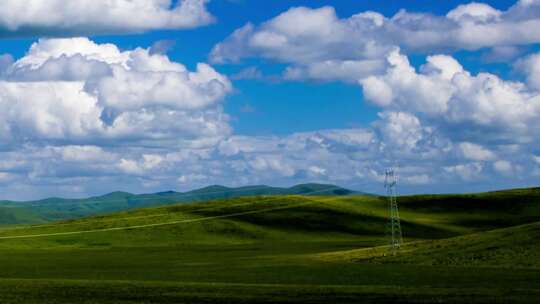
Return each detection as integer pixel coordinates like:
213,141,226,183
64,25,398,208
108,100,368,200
0,0,520,136
114,0,519,135
0,0,540,199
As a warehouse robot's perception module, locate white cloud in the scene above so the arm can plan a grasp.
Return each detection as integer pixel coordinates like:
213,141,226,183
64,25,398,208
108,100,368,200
308,166,327,176
13,38,129,69
403,174,431,185
248,155,296,177
360,50,457,115
0,37,232,148
482,45,523,62
459,142,496,161
0,172,15,183
515,52,540,90
0,81,104,143
0,0,214,37
1,121,540,200
210,6,390,82
150,40,176,55
178,173,207,184
210,6,389,65
360,76,394,107
375,112,422,149
493,160,513,175
92,60,230,113
231,66,264,80
8,54,112,81
446,3,502,23
0,54,13,75
211,1,540,83
284,59,384,83
117,159,143,175
142,154,164,170
444,163,484,181
360,49,540,145
59,146,114,162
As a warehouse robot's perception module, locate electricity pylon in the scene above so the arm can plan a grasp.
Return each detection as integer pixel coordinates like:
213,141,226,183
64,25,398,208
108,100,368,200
385,168,403,255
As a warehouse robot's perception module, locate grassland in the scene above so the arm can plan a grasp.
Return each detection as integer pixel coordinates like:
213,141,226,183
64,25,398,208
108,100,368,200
316,220,540,268
0,189,538,303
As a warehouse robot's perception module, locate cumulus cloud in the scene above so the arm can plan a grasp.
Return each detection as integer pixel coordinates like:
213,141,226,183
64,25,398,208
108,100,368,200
0,37,239,199
446,2,502,23
211,1,540,83
444,162,484,181
515,52,540,90
0,0,214,37
5,120,540,200
481,45,523,62
149,40,176,55
459,142,496,161
374,112,426,152
210,6,391,82
0,37,232,148
0,54,13,75
210,7,389,65
360,49,540,145
493,160,514,175
59,146,114,162
283,59,384,83
2,3,540,199
231,66,264,80
360,51,458,115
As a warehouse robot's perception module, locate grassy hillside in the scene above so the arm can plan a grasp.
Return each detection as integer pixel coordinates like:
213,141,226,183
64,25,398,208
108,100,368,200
0,183,357,226
0,190,539,303
315,220,540,268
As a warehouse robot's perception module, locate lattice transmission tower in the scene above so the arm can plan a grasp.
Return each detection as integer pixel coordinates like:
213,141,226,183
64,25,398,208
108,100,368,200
385,168,403,255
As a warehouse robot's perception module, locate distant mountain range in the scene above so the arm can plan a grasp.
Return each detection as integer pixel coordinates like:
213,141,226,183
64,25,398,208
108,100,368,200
0,183,363,225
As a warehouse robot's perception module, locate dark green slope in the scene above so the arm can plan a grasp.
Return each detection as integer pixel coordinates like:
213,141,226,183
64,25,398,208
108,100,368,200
0,207,43,225
398,187,540,212
395,187,540,232
317,220,540,268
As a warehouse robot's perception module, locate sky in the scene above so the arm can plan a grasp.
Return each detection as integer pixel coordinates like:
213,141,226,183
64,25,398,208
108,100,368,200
0,0,540,200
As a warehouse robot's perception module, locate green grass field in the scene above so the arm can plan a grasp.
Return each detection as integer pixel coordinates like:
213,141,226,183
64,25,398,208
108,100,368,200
0,189,539,303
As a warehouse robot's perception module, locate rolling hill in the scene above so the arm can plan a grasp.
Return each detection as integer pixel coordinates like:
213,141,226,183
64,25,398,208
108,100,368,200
0,187,539,303
0,183,359,225
315,220,540,268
